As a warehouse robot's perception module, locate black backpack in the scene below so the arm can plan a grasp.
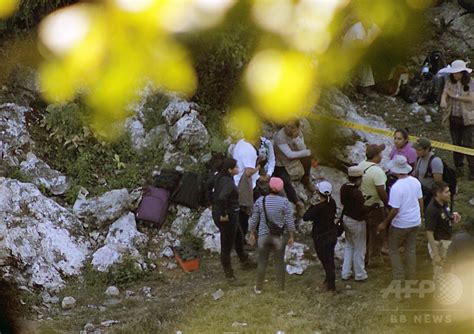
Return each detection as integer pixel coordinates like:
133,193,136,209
154,168,182,191
171,171,204,208
423,51,447,76
423,155,457,195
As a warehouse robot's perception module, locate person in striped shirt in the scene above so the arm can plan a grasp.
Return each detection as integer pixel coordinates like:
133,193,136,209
248,177,296,294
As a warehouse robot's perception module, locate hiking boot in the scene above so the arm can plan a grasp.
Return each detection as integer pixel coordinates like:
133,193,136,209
227,277,246,287
241,259,257,270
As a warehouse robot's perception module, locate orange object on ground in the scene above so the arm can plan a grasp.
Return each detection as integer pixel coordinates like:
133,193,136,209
173,249,200,272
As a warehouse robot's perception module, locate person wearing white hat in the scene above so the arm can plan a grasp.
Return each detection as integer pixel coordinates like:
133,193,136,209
377,155,423,280
340,166,373,282
439,59,474,180
303,180,338,292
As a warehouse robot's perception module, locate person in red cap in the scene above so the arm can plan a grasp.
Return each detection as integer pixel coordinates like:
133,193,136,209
356,143,388,267
248,177,296,294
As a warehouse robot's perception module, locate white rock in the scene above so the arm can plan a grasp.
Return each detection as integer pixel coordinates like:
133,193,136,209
169,110,209,150
101,320,120,327
162,98,197,126
125,118,146,149
170,206,193,236
91,213,147,271
163,147,198,167
193,208,220,253
73,189,140,226
424,115,432,123
105,286,120,297
61,296,76,309
125,290,135,298
0,178,90,290
143,124,170,149
20,152,69,195
91,246,122,272
0,103,32,166
141,286,152,297
84,323,95,332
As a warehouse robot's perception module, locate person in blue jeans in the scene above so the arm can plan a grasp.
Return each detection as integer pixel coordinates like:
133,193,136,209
248,177,295,294
378,155,423,280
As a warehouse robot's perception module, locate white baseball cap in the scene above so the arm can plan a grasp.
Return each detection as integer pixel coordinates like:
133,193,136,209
317,180,332,196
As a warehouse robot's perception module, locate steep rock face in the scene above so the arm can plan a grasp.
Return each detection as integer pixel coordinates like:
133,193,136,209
0,103,32,166
428,1,474,55
162,98,199,126
20,152,69,195
317,87,393,167
0,178,90,291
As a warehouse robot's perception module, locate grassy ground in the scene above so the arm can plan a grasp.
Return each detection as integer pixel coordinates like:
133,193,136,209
31,92,474,334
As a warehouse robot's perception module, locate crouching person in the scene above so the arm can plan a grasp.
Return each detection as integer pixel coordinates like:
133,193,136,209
212,158,254,286
248,177,295,294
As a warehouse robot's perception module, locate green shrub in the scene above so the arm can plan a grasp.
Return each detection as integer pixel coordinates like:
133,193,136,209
142,93,169,132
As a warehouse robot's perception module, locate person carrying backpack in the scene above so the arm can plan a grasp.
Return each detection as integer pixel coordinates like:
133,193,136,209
248,177,295,294
439,59,474,180
414,138,443,208
212,157,255,286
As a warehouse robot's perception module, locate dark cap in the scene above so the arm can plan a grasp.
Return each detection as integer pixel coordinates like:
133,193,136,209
413,137,431,150
366,144,386,159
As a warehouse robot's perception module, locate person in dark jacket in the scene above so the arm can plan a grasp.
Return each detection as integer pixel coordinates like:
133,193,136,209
303,181,338,292
340,166,374,282
212,157,253,285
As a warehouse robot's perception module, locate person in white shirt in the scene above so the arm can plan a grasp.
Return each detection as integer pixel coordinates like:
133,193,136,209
232,138,261,238
377,155,423,280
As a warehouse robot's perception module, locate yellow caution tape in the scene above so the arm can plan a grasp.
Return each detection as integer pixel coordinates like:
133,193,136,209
309,113,474,156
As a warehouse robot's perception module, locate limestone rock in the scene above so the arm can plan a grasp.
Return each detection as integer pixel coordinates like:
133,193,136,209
0,103,32,166
73,189,141,227
125,118,146,149
193,208,220,253
0,178,90,290
105,286,120,297
170,206,193,236
169,110,209,150
61,296,76,309
162,98,198,126
91,212,147,272
20,152,69,195
163,145,198,167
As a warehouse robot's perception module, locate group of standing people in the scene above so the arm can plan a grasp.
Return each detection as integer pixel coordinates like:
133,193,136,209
208,58,473,294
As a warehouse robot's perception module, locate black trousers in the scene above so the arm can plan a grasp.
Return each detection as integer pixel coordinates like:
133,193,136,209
313,237,337,290
273,156,312,204
239,209,249,239
213,211,247,278
450,118,474,175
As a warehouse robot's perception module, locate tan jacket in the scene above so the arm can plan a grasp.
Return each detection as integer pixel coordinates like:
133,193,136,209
443,80,474,126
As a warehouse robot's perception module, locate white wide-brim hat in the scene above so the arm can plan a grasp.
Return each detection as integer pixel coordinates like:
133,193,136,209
388,155,412,175
438,59,472,74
